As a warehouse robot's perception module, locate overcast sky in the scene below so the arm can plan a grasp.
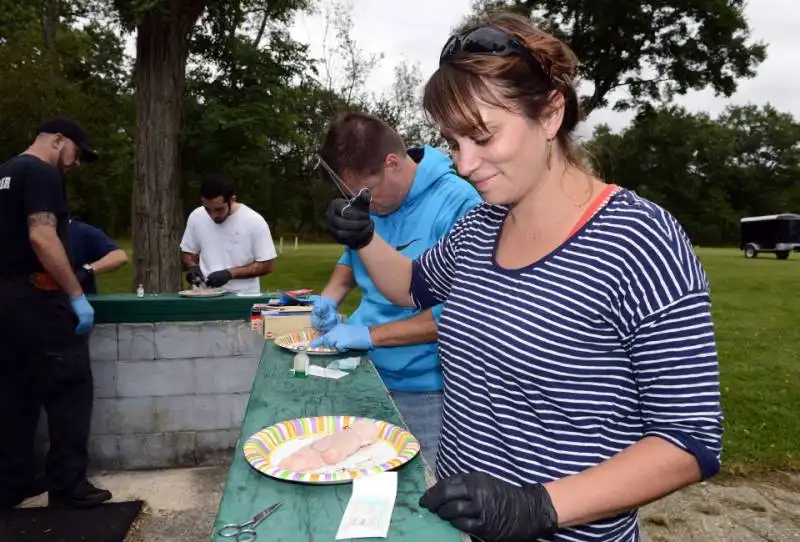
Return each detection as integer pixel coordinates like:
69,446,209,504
289,0,799,138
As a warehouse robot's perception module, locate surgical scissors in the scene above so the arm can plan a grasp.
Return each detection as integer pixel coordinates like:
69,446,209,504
312,154,371,215
217,502,283,541
313,153,355,199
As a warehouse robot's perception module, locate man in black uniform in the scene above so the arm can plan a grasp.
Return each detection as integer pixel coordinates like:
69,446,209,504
30,218,129,490
0,117,112,510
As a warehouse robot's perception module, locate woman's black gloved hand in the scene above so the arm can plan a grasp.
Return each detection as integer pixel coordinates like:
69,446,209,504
324,189,374,250
419,472,559,542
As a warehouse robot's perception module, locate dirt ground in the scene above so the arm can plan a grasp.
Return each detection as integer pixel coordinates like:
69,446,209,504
640,473,800,541
20,467,800,541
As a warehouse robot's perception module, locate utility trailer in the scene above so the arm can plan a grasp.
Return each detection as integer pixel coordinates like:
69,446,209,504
740,213,800,259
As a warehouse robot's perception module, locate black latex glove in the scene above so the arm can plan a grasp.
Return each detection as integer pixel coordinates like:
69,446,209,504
74,266,93,286
419,472,559,542
186,266,205,286
324,189,375,250
205,269,232,288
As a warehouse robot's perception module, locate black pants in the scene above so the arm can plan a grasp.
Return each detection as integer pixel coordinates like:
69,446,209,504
0,278,93,509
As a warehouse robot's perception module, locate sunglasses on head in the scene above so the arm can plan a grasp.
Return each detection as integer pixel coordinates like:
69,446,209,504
439,26,546,79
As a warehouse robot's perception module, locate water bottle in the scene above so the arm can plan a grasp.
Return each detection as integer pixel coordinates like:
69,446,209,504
293,350,309,378
136,284,144,298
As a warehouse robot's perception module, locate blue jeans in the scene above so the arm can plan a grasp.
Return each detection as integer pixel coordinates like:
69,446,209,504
390,391,443,467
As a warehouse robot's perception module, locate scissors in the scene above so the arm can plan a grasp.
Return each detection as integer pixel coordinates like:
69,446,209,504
217,502,283,541
312,154,372,215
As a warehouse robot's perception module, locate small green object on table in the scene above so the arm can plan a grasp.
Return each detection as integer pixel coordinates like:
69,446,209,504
212,341,466,541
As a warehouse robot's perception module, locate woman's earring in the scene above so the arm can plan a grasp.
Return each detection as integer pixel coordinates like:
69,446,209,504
546,138,553,170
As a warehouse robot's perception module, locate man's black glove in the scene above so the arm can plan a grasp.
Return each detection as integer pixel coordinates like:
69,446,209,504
419,472,559,542
324,189,374,250
205,269,232,288
186,266,205,286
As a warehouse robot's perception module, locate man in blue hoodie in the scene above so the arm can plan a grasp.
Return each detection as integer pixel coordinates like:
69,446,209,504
310,112,481,462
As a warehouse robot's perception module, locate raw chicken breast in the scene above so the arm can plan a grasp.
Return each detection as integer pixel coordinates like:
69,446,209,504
312,419,379,464
277,419,379,471
277,445,328,471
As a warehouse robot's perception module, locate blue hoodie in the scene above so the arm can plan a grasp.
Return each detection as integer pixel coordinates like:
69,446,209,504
339,145,482,392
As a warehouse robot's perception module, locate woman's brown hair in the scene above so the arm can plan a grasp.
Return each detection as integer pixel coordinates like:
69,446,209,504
423,10,586,168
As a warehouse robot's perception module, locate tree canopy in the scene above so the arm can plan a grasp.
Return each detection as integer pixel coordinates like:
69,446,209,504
470,0,767,115
0,0,795,291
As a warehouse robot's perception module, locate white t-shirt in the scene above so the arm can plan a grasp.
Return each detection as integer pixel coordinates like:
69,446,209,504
179,204,277,293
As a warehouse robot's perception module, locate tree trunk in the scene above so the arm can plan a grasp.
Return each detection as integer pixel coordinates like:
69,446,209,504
41,0,57,49
254,9,268,48
132,0,207,293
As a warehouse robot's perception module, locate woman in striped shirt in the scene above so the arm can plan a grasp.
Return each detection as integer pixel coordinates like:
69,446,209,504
323,10,723,542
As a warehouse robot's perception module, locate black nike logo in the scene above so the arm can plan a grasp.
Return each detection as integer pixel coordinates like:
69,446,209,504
395,239,420,252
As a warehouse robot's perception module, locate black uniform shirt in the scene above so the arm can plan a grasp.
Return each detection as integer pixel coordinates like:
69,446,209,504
0,154,70,276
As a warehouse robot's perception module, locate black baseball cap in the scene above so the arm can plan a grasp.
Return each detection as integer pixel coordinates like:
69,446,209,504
36,116,99,163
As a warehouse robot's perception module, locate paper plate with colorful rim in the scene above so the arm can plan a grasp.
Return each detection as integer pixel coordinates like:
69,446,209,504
274,329,341,356
243,415,420,484
177,288,226,298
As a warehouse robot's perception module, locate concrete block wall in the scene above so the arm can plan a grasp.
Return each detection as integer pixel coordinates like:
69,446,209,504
85,321,263,471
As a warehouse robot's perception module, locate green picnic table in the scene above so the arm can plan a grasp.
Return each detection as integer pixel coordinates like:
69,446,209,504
212,341,467,541
87,291,281,323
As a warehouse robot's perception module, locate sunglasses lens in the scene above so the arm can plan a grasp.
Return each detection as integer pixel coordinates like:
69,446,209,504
439,26,546,80
440,35,459,60
461,27,517,55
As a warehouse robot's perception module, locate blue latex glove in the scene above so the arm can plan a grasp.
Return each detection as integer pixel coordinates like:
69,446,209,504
311,295,339,333
70,294,95,335
310,323,372,351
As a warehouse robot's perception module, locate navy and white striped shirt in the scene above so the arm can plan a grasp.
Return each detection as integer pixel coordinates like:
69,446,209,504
410,188,723,541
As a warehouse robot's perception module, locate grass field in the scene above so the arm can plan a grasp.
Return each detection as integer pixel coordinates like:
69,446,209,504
97,244,799,475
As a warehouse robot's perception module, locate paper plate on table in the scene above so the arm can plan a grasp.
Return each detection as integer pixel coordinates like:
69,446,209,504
177,288,226,298
243,415,420,484
274,330,341,356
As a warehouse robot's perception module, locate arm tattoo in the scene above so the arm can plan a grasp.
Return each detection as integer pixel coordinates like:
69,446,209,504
28,212,57,228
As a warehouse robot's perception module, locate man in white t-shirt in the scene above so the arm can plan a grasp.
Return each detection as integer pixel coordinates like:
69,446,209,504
179,174,277,294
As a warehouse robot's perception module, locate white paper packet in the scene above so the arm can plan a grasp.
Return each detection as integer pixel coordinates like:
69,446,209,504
327,357,362,370
335,471,398,539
